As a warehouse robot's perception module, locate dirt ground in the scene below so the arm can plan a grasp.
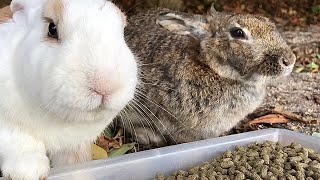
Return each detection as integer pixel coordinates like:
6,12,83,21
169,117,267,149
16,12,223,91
231,72,320,136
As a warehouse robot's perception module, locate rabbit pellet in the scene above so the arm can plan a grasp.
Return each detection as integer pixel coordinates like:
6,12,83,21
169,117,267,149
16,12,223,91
155,141,320,180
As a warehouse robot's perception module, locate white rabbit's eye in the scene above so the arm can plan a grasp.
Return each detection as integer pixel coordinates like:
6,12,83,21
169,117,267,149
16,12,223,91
230,27,246,39
48,22,58,39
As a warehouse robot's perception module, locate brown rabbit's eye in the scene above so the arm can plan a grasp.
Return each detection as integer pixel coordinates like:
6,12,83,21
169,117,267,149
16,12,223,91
48,22,58,39
230,27,245,39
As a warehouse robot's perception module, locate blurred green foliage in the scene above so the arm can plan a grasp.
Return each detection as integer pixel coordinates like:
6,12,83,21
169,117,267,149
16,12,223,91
312,4,320,14
117,0,319,27
1,0,319,27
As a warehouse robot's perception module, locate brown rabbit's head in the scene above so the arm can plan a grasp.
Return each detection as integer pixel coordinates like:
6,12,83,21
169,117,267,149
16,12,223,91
157,4,296,83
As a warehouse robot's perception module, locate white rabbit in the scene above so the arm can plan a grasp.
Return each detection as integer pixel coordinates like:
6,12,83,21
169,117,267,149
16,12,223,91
0,0,137,179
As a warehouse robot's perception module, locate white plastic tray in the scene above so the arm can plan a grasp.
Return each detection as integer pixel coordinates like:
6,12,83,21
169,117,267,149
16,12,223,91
2,128,320,180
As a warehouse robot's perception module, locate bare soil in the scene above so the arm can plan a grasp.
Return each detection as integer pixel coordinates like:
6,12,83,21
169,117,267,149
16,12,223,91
232,72,320,136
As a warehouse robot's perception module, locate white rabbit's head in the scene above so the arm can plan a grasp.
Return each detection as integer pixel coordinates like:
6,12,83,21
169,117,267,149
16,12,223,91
12,0,137,123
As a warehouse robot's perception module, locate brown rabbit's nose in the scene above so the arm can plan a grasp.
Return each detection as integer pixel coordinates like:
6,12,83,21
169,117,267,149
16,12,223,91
267,54,295,67
281,57,291,66
280,55,295,67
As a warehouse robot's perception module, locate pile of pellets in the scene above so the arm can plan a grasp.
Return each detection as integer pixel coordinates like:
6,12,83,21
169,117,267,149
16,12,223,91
155,141,320,180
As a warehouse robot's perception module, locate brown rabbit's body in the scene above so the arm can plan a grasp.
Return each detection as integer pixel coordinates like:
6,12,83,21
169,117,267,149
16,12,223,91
120,7,295,147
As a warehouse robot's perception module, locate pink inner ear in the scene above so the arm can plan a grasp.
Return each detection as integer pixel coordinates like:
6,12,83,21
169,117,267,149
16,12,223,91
10,2,26,24
11,2,24,13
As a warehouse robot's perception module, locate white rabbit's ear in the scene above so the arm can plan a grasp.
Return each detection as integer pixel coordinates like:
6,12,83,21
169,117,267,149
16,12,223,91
100,1,127,28
10,0,43,12
157,12,211,40
120,11,127,28
116,9,127,28
9,0,27,23
10,0,43,23
10,0,25,14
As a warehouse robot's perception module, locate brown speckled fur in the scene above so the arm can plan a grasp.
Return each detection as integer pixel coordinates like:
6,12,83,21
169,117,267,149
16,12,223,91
118,6,296,148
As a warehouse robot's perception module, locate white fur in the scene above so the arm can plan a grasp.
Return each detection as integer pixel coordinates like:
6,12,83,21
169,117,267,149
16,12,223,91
0,0,137,179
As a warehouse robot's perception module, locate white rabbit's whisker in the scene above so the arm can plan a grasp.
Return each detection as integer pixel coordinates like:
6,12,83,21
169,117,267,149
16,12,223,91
127,102,161,147
131,99,177,145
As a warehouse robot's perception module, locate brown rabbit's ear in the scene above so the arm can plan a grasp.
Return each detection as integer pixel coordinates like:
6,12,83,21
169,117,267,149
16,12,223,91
207,2,233,30
210,3,218,16
156,12,211,40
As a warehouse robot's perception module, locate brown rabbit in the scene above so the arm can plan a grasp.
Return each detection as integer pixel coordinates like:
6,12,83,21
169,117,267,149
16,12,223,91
118,4,296,148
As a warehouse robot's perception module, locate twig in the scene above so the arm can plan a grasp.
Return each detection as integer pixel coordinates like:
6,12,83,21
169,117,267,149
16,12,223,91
272,107,319,124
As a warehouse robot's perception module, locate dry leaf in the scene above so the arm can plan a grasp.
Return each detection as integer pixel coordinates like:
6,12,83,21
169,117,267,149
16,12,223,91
109,139,122,149
92,144,108,160
249,114,290,125
295,67,305,73
272,107,319,124
96,135,110,152
96,128,125,153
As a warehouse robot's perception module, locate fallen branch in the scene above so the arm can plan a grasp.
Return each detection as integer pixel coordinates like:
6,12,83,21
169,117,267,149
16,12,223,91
272,107,319,124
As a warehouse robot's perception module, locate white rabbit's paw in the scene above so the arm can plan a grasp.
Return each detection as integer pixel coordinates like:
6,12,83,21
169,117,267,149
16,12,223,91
2,153,50,180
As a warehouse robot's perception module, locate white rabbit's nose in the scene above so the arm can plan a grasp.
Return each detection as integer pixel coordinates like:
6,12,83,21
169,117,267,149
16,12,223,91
89,70,120,100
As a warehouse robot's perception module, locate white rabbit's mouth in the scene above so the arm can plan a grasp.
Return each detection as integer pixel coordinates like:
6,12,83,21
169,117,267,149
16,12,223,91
90,95,107,111
87,92,114,112
32,87,130,123
88,87,110,109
